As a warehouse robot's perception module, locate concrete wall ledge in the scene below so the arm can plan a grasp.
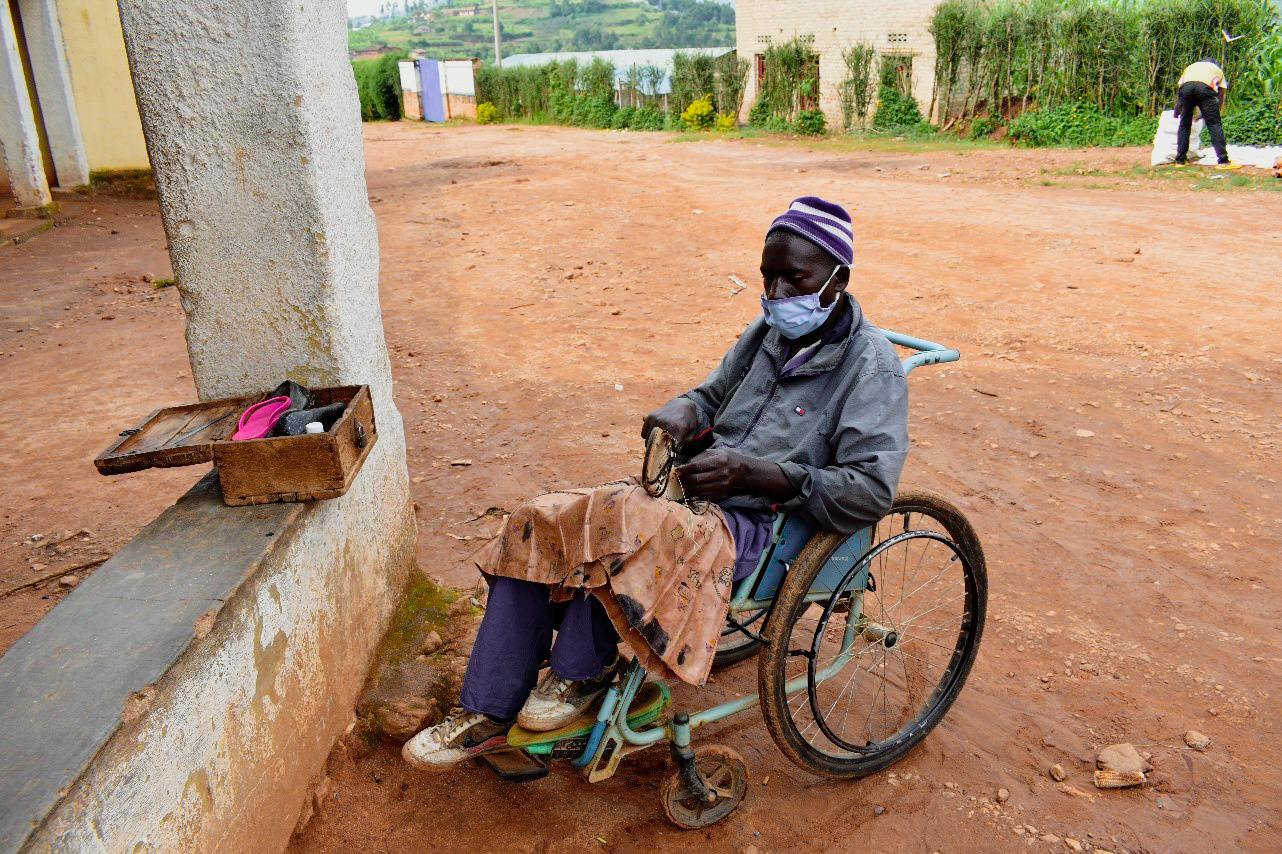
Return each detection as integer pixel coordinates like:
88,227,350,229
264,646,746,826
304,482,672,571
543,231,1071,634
0,451,414,853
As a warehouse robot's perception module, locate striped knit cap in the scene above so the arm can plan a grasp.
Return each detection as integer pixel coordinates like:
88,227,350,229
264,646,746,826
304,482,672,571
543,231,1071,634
766,196,855,267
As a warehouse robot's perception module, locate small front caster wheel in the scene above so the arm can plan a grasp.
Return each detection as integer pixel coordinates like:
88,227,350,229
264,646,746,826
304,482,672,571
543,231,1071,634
661,745,748,829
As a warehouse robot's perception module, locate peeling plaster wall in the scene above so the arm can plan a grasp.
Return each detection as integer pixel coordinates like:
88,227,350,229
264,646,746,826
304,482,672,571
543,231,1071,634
8,0,418,849
25,466,415,853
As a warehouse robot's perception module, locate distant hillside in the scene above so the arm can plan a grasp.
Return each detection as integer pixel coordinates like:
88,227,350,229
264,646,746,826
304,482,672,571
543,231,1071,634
348,0,736,61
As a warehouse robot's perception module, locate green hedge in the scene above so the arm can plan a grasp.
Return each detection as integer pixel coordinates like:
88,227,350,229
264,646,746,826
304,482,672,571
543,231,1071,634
1222,99,1282,144
1008,103,1157,147
352,51,407,121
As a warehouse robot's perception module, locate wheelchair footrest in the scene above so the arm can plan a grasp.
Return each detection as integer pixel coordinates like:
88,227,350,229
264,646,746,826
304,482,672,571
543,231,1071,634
508,680,670,754
478,748,550,783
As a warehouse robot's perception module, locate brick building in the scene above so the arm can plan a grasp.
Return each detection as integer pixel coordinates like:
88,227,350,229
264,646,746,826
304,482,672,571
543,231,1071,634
735,0,940,125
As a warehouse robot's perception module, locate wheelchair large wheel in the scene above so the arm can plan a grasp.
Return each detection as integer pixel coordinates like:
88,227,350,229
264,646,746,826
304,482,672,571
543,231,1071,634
758,489,986,778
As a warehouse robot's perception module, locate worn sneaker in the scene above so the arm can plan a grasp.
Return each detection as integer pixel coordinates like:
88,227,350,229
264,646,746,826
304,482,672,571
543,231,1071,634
402,708,512,769
516,655,621,732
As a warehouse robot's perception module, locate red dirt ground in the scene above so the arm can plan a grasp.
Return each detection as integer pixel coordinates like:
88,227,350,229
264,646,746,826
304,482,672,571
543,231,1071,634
3,124,1280,853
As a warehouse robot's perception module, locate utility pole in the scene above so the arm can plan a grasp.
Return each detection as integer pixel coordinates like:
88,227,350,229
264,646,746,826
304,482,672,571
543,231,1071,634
491,0,501,65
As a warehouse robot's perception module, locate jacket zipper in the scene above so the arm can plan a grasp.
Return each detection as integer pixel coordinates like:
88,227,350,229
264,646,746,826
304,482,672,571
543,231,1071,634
726,356,783,450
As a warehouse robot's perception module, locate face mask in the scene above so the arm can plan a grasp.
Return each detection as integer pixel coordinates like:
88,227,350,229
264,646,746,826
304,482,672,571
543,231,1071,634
760,264,846,339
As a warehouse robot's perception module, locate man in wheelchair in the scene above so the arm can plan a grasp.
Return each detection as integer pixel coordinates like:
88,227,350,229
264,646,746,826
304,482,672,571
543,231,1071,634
404,196,910,769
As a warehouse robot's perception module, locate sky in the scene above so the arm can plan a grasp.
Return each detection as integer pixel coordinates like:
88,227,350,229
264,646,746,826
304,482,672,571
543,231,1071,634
346,0,393,19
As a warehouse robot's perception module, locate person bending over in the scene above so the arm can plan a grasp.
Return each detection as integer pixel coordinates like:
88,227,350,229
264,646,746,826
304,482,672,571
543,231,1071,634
403,196,910,768
1174,57,1237,169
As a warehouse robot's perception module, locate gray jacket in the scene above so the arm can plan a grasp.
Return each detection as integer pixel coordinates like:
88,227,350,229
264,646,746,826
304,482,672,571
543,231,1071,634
680,294,909,533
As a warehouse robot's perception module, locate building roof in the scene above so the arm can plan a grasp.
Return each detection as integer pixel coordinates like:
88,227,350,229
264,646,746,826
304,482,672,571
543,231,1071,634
499,47,734,95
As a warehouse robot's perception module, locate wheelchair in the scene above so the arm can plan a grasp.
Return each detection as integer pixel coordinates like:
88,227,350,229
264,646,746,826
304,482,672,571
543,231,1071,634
480,331,988,829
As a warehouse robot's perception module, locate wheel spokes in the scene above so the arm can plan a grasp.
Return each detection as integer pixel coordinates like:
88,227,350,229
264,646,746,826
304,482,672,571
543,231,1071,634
794,522,971,755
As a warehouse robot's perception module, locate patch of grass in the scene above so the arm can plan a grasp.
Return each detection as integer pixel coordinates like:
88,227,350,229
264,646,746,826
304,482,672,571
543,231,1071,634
380,570,459,668
152,277,176,289
1029,161,1281,192
667,126,1003,154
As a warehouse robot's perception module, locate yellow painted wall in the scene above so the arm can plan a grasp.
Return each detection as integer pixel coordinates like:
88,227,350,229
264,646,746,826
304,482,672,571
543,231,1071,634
56,0,148,172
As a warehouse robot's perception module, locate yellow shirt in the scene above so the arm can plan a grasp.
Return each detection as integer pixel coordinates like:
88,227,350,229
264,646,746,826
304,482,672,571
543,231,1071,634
1179,61,1227,91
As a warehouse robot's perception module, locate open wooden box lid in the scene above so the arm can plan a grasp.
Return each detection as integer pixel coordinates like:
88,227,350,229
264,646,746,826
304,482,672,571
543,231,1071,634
95,386,378,506
95,394,255,474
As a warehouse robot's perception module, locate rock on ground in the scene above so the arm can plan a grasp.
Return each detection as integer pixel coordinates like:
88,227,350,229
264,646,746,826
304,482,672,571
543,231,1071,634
1183,730,1211,750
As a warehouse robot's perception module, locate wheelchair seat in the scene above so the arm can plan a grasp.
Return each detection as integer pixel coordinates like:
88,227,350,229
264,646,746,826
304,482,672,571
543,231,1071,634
732,514,875,603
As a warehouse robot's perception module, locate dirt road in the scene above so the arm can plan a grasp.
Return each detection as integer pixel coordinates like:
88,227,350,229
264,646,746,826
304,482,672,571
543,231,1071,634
4,124,1280,852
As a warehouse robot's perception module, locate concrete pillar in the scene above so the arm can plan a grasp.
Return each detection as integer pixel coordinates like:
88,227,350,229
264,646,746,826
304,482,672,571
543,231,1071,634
115,0,400,415
107,0,417,846
16,0,90,187
0,0,52,210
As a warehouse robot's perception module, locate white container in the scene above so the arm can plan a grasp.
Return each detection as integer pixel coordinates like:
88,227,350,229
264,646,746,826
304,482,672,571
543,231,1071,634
304,422,325,434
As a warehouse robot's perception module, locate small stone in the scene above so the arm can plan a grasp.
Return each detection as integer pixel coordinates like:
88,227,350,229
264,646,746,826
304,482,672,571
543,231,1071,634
1065,839,1083,852
1183,730,1211,750
421,630,443,655
374,696,438,741
610,308,621,316
873,805,886,816
996,787,1010,803
1040,834,1060,843
58,575,80,588
1049,763,1066,782
1075,429,1095,438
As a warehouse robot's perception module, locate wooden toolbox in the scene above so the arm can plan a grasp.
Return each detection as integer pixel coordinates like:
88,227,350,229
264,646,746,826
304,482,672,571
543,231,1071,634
95,385,378,506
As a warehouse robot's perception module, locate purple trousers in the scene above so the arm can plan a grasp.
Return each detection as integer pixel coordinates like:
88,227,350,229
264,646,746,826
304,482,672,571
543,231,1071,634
459,578,620,719
458,508,772,719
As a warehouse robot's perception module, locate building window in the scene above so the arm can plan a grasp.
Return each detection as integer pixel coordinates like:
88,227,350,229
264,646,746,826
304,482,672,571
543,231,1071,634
880,53,914,97
799,53,820,111
887,33,909,45
756,52,820,111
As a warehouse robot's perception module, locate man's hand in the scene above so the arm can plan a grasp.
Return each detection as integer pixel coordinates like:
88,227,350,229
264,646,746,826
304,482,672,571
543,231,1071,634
676,450,797,502
641,397,701,445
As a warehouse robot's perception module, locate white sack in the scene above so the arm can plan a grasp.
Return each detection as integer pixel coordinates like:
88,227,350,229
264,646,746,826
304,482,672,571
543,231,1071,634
1151,109,1204,165
1197,144,1282,169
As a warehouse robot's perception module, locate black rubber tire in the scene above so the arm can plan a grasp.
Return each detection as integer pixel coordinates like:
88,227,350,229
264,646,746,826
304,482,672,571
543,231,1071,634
758,489,987,779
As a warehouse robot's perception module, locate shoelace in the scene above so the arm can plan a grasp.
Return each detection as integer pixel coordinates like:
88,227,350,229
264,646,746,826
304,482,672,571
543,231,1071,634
438,708,475,741
537,670,573,700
